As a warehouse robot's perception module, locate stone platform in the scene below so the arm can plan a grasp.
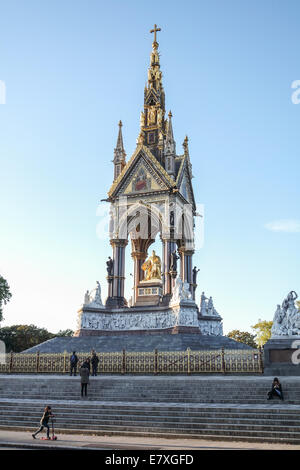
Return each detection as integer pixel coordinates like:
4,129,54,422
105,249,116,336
23,333,252,354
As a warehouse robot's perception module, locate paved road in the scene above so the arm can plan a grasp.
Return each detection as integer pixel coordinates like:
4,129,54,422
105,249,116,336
0,430,299,451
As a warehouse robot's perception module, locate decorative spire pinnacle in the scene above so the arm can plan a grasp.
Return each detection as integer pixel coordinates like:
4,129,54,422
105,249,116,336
183,135,193,176
150,24,161,49
165,110,176,157
166,111,174,140
183,135,189,155
113,120,126,180
114,121,126,161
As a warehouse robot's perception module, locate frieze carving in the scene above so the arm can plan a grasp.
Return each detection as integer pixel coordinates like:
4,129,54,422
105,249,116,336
77,304,199,332
199,319,223,336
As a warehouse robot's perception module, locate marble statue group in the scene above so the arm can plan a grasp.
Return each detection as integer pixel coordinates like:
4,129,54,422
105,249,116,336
271,291,300,337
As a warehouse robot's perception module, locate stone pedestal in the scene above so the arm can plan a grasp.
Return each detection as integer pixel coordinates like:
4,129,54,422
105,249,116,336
264,337,300,376
198,315,223,336
135,280,163,306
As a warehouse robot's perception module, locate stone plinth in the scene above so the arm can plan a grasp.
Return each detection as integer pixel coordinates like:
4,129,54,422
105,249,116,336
264,337,300,376
75,303,200,337
135,280,163,307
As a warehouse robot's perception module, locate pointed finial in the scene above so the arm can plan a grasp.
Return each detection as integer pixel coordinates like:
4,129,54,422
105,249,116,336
183,135,189,154
168,110,172,118
150,24,161,48
114,120,126,162
137,130,145,145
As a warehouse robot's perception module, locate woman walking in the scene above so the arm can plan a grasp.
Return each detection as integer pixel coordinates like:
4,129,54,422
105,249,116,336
32,406,54,439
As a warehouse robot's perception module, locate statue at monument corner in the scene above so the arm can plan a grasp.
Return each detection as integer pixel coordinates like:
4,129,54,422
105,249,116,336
171,276,192,304
83,281,103,308
271,291,300,337
200,292,220,317
192,266,200,285
106,257,114,276
170,250,180,273
84,290,90,305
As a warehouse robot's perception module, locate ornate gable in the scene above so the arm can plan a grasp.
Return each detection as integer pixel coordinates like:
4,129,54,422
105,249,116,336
108,145,176,199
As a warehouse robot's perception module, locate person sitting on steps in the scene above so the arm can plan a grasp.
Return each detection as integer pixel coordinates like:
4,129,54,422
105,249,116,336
267,377,284,401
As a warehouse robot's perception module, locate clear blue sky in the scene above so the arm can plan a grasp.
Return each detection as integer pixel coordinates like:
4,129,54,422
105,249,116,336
0,0,299,335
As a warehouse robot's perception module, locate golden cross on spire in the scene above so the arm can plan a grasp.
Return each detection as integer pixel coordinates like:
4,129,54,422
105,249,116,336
150,24,161,44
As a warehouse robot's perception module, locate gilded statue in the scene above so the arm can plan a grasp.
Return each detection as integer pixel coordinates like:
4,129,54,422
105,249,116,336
142,250,162,281
148,107,156,125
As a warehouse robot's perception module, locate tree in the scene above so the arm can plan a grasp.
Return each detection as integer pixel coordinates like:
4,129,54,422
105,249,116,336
0,324,54,352
251,320,273,347
56,329,74,337
0,325,74,352
0,275,12,322
226,330,257,348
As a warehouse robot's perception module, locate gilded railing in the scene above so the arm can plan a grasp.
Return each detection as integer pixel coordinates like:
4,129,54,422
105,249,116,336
0,348,264,374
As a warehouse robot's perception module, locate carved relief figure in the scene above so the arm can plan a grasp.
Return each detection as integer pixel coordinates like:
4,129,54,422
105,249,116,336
148,107,156,125
157,108,163,127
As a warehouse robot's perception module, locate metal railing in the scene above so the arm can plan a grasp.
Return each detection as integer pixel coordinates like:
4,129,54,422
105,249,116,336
0,348,264,374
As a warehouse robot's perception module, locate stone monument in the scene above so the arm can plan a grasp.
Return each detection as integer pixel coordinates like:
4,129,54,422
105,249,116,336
24,26,261,354
74,25,224,339
264,291,300,375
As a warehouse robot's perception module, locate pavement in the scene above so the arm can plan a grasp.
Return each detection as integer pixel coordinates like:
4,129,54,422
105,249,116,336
0,430,299,450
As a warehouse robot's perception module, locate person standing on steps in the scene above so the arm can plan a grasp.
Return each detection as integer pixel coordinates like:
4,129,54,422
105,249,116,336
32,406,54,439
267,377,284,401
80,362,90,398
70,351,79,376
91,351,99,376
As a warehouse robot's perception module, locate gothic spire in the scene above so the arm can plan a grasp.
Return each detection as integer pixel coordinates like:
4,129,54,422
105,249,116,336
139,24,166,163
113,120,126,180
164,111,176,177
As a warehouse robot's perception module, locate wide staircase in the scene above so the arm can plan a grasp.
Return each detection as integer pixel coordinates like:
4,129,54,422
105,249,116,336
0,375,300,444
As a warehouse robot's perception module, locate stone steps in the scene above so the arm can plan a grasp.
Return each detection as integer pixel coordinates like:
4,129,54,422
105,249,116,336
22,334,254,353
0,392,294,404
0,376,299,444
1,400,300,443
2,415,300,432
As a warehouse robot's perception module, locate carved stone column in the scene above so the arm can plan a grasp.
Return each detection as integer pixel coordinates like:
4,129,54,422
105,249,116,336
131,250,147,304
106,239,128,308
179,247,194,295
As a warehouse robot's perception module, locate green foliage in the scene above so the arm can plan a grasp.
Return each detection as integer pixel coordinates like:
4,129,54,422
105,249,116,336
0,324,54,352
0,325,74,352
226,330,257,348
251,320,273,347
0,276,12,322
56,329,74,337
